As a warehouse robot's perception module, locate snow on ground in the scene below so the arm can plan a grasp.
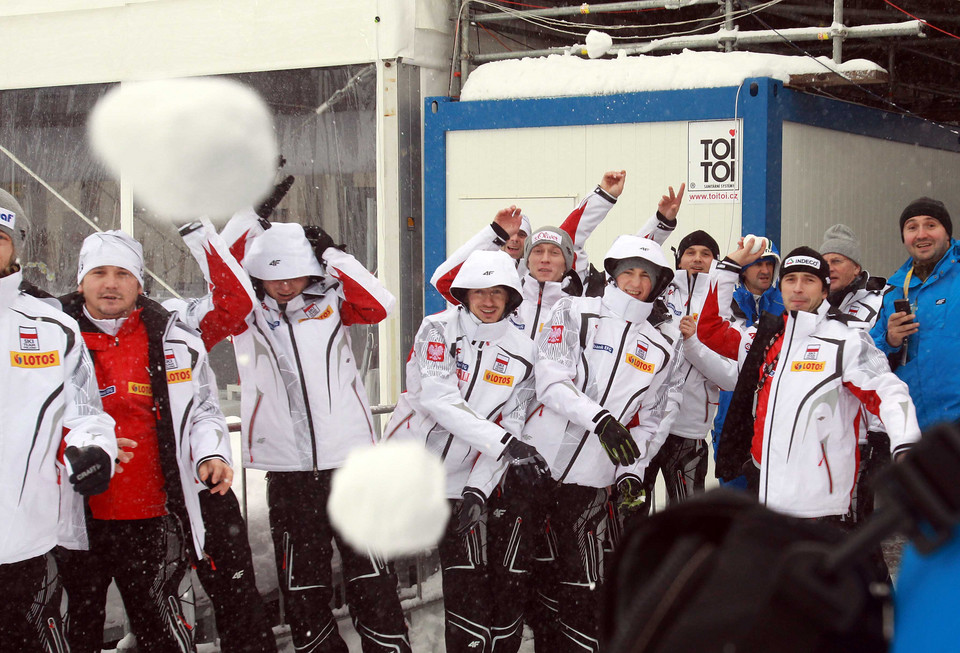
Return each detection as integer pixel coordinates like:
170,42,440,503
459,49,884,101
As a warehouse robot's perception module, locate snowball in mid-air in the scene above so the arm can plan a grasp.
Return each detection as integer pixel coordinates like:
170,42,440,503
329,441,450,558
585,30,614,59
88,77,278,220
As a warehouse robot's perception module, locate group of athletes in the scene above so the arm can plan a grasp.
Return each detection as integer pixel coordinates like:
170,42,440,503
0,169,948,652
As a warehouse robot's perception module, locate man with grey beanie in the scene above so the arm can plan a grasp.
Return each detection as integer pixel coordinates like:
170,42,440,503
820,224,886,327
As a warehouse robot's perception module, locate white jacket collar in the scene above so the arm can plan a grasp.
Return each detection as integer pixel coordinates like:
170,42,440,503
784,300,829,339
602,285,654,324
457,306,509,342
521,274,565,308
0,270,21,307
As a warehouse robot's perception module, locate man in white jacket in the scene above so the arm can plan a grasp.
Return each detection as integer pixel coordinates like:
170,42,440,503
525,235,684,653
646,230,738,505
211,213,411,653
0,189,117,651
385,249,547,653
697,243,920,519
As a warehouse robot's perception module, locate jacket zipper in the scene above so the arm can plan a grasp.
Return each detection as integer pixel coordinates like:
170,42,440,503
762,317,797,503
463,341,485,402
529,283,544,340
283,311,319,475
558,323,631,483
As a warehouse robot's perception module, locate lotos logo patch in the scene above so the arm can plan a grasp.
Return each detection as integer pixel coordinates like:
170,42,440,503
790,361,825,372
128,382,153,397
167,368,193,384
625,353,656,373
427,342,445,362
19,326,38,351
547,325,564,344
483,370,514,386
10,351,60,368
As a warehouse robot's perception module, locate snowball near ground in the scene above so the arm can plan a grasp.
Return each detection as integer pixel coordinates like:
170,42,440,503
329,441,450,559
585,30,614,59
88,77,278,220
460,49,885,101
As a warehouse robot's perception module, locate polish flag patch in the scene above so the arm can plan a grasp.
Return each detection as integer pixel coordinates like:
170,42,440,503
427,342,445,362
547,325,564,344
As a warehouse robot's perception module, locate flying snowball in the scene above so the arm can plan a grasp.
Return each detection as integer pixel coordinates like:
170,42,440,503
88,77,278,220
585,30,614,59
329,441,450,558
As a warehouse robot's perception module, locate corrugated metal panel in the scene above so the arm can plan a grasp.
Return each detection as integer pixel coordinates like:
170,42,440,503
443,121,742,279
781,121,960,280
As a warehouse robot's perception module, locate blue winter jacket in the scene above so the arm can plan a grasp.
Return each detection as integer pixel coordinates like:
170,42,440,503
871,239,960,430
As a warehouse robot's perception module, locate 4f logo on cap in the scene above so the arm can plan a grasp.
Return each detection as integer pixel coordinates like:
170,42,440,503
0,210,15,228
269,259,281,266
19,326,38,351
482,270,494,276
493,354,509,373
427,341,445,362
804,344,820,361
164,349,177,370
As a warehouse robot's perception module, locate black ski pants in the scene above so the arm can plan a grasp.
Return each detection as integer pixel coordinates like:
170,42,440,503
266,470,410,653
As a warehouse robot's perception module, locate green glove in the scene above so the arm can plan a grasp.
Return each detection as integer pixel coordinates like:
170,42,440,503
596,414,640,466
616,476,647,516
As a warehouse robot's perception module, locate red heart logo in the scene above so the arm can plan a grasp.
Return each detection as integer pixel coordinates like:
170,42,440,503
729,129,736,136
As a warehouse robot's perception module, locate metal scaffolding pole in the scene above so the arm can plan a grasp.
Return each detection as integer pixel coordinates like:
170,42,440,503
469,20,924,63
473,0,716,23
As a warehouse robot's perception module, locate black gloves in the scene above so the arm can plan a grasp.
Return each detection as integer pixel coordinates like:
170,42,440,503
64,445,112,496
616,476,648,516
502,438,550,484
596,413,640,466
303,225,346,266
457,488,485,535
255,174,295,220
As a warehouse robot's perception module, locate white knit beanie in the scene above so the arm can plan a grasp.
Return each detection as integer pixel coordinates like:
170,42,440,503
77,230,145,285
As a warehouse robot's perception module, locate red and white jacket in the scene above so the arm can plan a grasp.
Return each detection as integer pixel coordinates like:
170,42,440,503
697,266,921,518
182,211,396,472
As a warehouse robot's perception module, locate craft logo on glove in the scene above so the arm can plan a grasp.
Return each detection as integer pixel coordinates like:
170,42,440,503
10,351,60,368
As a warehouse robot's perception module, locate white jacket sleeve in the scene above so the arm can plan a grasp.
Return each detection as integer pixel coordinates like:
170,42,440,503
644,333,688,461
62,339,117,470
535,298,608,432
429,224,504,305
322,247,397,325
558,187,617,282
220,207,267,265
841,330,921,457
683,335,740,391
189,352,233,478
464,374,538,498
414,323,513,459
634,212,677,246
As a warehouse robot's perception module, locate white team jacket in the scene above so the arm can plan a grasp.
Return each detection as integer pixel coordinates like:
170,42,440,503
697,272,921,518
832,271,886,329
661,266,738,440
526,286,683,489
217,211,396,472
0,272,117,565
384,307,536,498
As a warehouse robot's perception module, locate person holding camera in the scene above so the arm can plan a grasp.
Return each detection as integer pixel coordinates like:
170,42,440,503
871,198,960,430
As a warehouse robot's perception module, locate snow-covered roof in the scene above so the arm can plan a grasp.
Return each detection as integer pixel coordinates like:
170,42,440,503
460,49,885,102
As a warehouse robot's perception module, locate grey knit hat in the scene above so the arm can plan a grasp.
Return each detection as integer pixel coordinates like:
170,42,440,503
524,226,575,270
819,224,862,267
0,188,29,256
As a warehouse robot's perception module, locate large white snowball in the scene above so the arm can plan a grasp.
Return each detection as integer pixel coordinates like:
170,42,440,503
329,441,450,558
585,30,614,59
88,77,278,220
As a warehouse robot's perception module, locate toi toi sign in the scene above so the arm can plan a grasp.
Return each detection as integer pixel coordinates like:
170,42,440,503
687,119,743,204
